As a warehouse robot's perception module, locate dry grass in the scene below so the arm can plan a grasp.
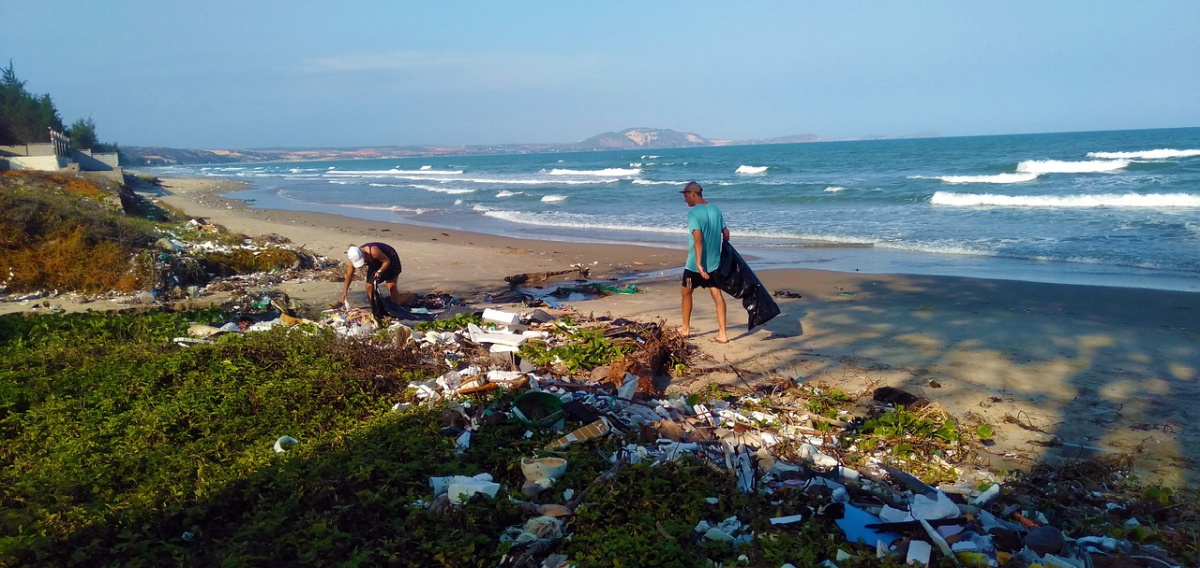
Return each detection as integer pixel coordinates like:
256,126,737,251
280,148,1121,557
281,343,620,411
1,171,158,293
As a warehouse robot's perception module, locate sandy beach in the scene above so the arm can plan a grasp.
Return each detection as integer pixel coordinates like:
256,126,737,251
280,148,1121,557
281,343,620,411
10,175,1199,486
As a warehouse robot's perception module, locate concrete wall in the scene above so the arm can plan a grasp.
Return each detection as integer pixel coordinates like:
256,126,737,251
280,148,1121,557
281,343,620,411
0,143,58,157
6,155,69,170
72,149,119,171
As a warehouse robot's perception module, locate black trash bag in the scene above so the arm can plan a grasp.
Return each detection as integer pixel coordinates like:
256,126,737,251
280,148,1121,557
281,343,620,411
710,241,781,331
367,278,436,323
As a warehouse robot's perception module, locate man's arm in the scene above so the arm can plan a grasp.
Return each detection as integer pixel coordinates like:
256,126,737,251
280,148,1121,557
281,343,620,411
693,229,709,279
722,227,730,241
340,262,356,303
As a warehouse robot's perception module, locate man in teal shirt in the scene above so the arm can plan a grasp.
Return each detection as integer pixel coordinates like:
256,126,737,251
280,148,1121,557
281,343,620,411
679,181,730,343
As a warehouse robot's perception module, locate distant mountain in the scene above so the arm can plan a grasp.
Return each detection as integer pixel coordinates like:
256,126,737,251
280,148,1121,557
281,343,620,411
120,127,928,166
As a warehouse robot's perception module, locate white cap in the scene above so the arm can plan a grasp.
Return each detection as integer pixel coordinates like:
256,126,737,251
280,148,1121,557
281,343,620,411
347,245,365,268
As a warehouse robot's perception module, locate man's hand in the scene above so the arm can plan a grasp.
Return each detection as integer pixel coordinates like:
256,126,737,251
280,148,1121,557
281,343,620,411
698,268,710,280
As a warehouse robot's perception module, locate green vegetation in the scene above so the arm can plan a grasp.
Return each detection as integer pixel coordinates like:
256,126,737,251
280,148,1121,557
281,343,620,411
0,61,117,152
518,326,633,374
3,308,1200,566
414,311,482,332
0,309,886,567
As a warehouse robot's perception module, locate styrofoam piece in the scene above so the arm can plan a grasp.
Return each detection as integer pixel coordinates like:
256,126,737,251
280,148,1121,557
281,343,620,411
482,308,520,326
905,540,932,565
447,479,501,504
467,323,527,346
797,443,839,468
520,457,568,483
455,431,471,454
912,491,960,520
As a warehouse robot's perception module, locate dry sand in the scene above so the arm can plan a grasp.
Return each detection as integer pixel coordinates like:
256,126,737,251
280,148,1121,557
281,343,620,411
8,176,1199,486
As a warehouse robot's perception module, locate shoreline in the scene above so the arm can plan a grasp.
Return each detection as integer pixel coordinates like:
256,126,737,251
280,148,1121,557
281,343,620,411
222,180,1200,295
11,175,1200,486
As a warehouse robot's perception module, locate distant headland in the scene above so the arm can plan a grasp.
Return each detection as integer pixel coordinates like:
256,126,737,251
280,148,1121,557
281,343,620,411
121,127,939,166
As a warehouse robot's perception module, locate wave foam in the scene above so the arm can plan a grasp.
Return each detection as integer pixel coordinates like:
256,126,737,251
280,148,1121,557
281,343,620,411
411,184,475,195
915,173,1039,184
541,195,568,203
1087,149,1200,160
496,190,523,198
932,191,1200,208
824,186,847,193
631,179,680,186
1016,159,1129,174
326,168,464,176
735,165,768,175
340,204,429,214
547,167,641,176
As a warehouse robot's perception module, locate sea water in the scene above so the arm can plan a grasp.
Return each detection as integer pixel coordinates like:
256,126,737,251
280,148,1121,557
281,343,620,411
154,127,1200,292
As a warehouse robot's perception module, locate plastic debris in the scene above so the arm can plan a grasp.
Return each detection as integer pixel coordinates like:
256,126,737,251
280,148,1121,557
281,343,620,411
273,436,298,453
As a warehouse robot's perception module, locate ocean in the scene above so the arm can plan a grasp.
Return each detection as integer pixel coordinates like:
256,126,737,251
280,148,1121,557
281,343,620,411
153,127,1200,293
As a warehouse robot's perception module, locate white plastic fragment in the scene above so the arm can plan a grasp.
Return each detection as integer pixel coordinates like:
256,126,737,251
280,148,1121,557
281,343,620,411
482,308,520,326
617,373,638,399
273,436,298,453
905,540,932,565
769,514,805,525
911,491,960,520
970,483,1001,506
447,478,501,505
455,431,471,454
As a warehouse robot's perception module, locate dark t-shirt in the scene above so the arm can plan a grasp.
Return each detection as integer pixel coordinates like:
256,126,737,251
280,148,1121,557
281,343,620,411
360,242,402,281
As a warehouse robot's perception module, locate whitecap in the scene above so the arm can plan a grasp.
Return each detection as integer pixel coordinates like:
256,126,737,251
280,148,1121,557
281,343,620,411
1016,159,1129,174
931,191,1200,208
824,186,847,193
1087,149,1200,160
411,184,475,195
735,165,768,175
496,190,523,198
547,167,641,176
541,195,568,203
915,173,1039,184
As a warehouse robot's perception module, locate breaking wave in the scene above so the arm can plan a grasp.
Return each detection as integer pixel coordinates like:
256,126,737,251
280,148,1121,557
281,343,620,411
735,165,768,174
1016,159,1129,174
1087,149,1200,160
541,195,568,203
914,173,1039,184
547,167,641,176
932,191,1200,208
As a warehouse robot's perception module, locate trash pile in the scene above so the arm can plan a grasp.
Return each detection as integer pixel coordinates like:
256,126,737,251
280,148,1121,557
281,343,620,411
166,286,1192,567
149,219,337,301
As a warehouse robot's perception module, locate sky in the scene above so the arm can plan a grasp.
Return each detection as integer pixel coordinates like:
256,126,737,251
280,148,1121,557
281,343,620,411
3,1,1198,150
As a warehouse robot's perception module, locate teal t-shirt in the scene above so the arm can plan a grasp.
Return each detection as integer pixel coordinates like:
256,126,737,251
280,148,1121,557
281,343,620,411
686,203,725,273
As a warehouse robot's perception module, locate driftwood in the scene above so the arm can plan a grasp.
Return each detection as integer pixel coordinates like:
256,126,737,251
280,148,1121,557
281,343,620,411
504,266,590,285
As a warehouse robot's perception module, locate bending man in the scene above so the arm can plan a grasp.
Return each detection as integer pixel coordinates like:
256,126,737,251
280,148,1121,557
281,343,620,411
341,242,403,307
679,181,730,343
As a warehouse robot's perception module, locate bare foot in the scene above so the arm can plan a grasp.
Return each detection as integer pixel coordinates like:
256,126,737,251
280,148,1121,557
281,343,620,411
676,326,690,338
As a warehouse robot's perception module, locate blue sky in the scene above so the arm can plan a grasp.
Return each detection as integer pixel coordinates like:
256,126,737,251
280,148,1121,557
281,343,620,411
3,1,1198,149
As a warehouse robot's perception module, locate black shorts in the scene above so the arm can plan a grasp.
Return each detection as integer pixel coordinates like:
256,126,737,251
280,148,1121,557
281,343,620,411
369,262,402,283
681,269,716,289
